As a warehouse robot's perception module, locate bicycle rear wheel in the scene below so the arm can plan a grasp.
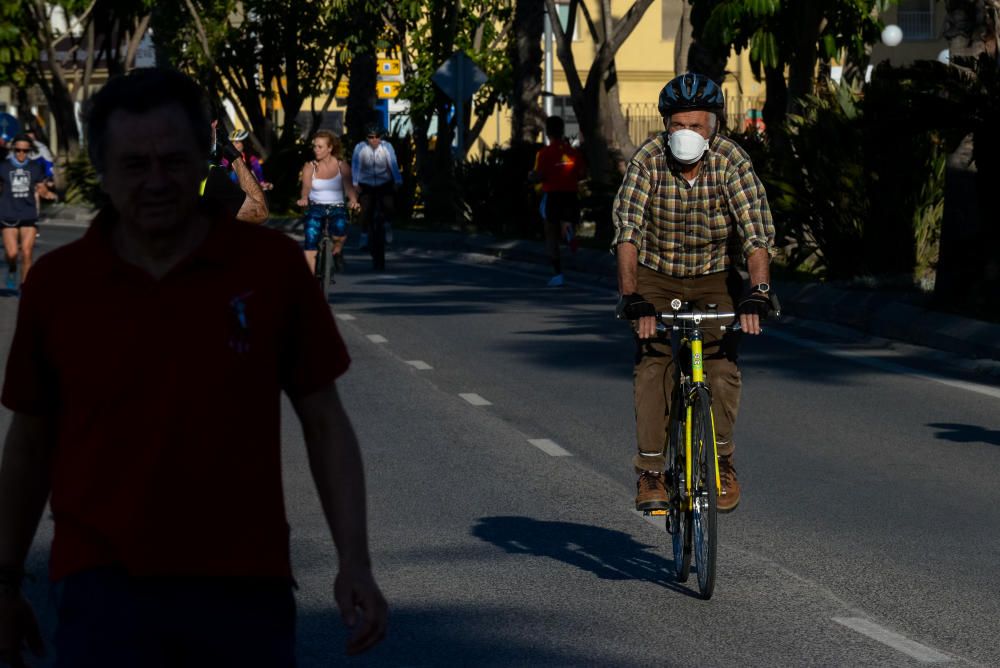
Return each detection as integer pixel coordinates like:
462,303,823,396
690,387,718,599
666,391,691,582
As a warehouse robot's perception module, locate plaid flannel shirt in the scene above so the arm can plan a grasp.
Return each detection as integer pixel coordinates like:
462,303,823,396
612,133,775,277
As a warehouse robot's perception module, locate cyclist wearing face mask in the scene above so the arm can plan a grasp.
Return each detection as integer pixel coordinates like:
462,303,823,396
612,73,776,514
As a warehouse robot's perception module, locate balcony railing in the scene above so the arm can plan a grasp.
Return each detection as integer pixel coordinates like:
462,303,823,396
623,97,764,145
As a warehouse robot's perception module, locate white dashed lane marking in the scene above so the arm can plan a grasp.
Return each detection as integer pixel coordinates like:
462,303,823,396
406,360,433,370
527,438,572,457
832,617,951,663
459,393,492,406
335,313,356,321
366,334,388,344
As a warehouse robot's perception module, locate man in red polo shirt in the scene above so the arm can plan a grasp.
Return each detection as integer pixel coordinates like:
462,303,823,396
0,68,386,666
530,115,586,288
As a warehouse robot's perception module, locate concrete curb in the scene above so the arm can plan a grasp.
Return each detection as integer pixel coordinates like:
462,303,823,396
40,206,1000,362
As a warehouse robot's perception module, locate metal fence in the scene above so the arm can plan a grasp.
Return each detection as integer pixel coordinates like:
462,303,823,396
623,96,765,145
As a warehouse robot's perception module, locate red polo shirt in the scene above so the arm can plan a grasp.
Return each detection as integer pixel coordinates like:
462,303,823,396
533,140,586,193
1,209,350,581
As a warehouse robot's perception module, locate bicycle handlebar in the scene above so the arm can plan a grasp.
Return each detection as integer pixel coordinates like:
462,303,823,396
655,310,741,334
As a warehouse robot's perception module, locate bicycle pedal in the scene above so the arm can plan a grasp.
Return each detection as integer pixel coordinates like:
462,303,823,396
642,509,668,516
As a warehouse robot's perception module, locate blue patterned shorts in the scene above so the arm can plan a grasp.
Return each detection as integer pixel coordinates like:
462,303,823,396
303,204,348,250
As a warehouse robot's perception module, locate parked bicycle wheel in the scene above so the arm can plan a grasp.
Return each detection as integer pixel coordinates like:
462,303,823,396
667,391,692,583
690,387,718,599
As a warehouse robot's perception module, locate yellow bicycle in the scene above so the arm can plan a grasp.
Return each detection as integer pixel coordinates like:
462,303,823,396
659,299,739,600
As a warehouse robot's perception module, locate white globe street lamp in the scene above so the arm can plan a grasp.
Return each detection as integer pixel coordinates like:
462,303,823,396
881,24,903,47
937,49,951,64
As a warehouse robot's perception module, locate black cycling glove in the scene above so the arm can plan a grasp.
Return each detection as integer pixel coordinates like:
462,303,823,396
220,139,242,164
616,293,657,320
738,292,777,319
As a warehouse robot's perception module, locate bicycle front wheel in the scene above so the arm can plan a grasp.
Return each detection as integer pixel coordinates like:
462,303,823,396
317,236,333,294
666,391,691,583
691,387,718,599
370,211,386,271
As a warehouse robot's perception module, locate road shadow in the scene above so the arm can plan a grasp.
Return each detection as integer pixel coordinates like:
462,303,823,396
297,603,641,667
470,516,699,598
927,422,1000,446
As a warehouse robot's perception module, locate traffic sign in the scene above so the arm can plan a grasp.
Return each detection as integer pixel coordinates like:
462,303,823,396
431,51,487,102
0,113,20,142
431,52,487,163
335,81,349,98
377,82,401,100
378,58,401,76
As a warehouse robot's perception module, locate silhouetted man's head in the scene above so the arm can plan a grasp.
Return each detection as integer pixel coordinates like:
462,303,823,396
86,68,212,174
85,68,212,233
545,116,565,141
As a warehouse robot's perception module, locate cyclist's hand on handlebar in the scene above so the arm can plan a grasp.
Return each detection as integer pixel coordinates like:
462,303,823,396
348,199,361,212
296,197,308,208
738,292,770,335
616,294,658,339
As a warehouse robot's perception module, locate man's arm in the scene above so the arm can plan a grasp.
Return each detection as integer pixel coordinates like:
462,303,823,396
351,144,363,187
384,143,403,185
0,414,55,664
0,414,54,573
231,158,269,224
291,382,387,655
613,158,657,338
727,157,776,335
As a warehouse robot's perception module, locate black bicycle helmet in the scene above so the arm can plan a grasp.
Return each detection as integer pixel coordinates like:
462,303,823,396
657,73,725,117
364,123,385,138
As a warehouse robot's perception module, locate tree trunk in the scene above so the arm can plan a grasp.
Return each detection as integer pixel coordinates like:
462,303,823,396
786,2,823,115
761,65,788,135
509,0,545,147
346,51,377,143
686,41,727,83
673,0,692,75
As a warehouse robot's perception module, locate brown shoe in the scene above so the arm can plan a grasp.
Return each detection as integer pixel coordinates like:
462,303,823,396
635,470,669,511
717,455,741,512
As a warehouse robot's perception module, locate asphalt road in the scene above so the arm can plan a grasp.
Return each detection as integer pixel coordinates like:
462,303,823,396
2,224,999,666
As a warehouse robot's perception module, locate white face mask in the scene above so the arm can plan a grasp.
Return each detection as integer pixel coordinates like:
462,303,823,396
668,129,709,164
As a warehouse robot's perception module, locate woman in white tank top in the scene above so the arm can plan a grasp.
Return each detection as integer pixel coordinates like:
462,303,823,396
297,130,360,275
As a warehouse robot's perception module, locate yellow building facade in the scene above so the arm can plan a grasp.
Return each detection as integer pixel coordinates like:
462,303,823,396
471,0,767,155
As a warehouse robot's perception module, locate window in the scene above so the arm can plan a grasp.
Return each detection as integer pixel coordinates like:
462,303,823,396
897,0,936,40
550,96,580,142
553,1,579,41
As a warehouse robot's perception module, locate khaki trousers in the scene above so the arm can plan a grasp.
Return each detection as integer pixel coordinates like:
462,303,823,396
632,266,743,471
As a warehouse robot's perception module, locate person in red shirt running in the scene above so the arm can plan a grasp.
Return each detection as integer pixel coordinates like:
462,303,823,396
0,68,387,666
530,115,586,287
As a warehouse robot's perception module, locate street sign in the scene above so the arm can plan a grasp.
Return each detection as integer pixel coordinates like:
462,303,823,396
377,82,401,99
431,51,487,102
378,58,401,76
0,113,19,142
335,81,349,98
431,51,488,163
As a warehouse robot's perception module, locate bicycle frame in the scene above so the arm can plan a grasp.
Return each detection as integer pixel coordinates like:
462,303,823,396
677,324,721,510
659,304,735,510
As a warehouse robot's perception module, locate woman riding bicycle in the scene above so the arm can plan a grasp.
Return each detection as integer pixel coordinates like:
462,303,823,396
297,130,360,274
